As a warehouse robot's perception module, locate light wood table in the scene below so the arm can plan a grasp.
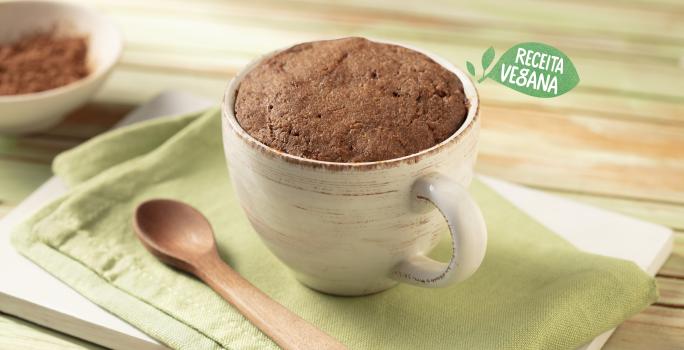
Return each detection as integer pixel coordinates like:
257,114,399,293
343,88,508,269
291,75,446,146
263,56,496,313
1,0,682,348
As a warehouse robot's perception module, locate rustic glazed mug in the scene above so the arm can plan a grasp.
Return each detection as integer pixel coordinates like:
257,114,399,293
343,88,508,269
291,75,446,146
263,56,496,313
221,40,487,296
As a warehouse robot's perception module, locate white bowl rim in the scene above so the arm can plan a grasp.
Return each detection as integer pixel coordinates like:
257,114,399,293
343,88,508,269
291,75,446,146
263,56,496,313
0,0,123,102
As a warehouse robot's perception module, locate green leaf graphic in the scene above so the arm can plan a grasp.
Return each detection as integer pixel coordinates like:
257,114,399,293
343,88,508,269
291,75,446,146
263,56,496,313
481,46,495,71
485,42,580,98
466,61,476,77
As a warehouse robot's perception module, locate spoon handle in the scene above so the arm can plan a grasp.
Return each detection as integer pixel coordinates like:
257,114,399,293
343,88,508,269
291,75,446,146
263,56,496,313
195,255,348,350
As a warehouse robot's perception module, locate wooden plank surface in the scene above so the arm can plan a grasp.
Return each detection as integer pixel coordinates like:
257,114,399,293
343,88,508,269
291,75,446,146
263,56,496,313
0,313,104,350
604,306,684,350
0,0,682,349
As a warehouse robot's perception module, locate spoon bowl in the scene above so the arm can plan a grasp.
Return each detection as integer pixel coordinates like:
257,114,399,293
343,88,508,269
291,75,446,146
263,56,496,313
133,199,217,271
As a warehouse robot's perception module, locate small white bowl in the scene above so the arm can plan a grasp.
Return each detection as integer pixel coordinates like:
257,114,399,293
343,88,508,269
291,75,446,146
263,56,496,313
0,1,122,134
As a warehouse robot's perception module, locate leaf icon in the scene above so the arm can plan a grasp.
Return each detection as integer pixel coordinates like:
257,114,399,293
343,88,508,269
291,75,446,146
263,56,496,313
481,47,495,71
487,42,580,97
466,61,476,77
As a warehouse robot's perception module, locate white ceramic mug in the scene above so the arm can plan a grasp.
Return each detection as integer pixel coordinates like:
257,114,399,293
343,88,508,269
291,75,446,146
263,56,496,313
221,40,487,296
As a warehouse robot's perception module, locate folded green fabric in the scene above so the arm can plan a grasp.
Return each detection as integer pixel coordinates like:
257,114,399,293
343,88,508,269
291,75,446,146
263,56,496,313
13,108,657,350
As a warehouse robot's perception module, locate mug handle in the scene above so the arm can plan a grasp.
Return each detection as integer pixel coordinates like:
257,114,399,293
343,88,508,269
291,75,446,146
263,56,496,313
391,173,487,287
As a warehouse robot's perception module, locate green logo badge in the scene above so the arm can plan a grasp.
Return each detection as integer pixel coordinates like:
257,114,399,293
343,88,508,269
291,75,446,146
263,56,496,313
466,42,580,98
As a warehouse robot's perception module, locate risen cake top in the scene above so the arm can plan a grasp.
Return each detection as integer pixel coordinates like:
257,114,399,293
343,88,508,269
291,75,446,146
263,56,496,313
234,37,468,163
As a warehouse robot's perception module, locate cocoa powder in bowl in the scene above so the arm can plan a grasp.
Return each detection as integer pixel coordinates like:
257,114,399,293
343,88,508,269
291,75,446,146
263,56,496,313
0,33,89,96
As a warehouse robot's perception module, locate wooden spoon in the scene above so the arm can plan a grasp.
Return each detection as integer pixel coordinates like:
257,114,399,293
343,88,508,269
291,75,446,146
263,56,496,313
133,199,348,350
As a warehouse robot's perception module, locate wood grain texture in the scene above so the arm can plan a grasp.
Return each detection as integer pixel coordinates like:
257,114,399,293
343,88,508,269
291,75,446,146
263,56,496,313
657,277,684,307
606,306,684,350
660,233,684,279
0,313,104,350
0,0,682,349
477,105,684,204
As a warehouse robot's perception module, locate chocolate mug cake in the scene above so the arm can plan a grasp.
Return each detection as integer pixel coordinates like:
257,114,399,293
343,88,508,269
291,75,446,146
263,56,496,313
222,37,485,296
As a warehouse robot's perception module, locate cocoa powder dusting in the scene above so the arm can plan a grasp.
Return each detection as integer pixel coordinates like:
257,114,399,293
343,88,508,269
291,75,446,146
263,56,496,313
0,33,89,96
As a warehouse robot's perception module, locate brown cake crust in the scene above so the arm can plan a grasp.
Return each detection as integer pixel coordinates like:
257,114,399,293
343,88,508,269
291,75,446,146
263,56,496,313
234,37,468,163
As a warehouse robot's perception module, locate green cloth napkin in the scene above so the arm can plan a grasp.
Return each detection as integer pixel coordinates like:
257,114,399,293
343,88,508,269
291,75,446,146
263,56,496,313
12,108,657,350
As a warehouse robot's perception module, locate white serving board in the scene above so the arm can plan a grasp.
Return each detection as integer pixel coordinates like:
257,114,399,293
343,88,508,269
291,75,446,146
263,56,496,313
0,91,673,350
